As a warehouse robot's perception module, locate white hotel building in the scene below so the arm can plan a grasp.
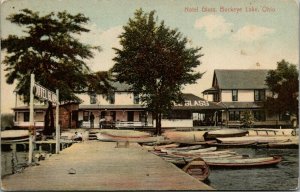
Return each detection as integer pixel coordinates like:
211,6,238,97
12,69,296,130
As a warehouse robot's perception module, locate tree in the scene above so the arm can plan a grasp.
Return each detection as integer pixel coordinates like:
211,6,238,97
2,9,101,135
265,60,299,123
112,9,203,135
240,110,254,128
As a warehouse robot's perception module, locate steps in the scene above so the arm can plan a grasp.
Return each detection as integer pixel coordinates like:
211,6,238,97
88,131,98,140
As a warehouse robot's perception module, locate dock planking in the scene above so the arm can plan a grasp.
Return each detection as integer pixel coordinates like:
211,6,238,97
1,141,213,191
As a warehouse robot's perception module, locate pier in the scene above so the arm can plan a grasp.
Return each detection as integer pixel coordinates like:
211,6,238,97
1,141,213,191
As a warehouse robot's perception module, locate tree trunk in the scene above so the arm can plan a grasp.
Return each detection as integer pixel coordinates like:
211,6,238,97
155,112,162,135
43,101,55,136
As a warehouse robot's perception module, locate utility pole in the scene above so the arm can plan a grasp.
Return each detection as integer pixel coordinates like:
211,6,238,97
28,74,35,164
55,89,60,154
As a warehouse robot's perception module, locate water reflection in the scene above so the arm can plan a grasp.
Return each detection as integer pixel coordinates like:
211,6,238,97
208,148,299,190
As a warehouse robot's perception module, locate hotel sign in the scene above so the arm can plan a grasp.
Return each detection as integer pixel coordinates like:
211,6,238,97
175,100,209,107
33,83,58,103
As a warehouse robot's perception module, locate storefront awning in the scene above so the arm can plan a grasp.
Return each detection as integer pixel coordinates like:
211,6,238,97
173,94,224,111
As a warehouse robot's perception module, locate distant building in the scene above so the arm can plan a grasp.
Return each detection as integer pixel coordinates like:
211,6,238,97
202,69,295,127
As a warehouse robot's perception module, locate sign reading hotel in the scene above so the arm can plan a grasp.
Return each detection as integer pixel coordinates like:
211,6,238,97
33,83,58,103
175,100,209,107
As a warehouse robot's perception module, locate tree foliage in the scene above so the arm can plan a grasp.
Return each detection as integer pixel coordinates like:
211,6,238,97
240,110,254,128
1,9,106,133
112,9,203,134
2,9,100,102
265,60,299,119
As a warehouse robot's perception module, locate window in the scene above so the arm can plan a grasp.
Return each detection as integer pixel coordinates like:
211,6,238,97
229,111,240,121
213,93,219,102
232,90,238,101
108,93,115,104
90,93,97,104
83,111,89,121
24,112,30,122
279,113,290,121
133,93,139,104
254,90,265,101
253,110,266,121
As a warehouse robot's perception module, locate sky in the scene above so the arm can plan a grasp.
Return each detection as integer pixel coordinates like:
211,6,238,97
1,0,299,113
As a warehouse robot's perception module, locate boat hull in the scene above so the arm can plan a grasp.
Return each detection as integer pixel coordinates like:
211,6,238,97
205,129,249,139
206,156,282,168
182,157,210,181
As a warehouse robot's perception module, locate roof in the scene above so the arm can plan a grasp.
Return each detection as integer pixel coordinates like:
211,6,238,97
202,87,218,94
220,102,264,109
214,69,269,89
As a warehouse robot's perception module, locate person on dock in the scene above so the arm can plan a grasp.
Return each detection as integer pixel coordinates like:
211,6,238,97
73,132,83,141
90,112,95,128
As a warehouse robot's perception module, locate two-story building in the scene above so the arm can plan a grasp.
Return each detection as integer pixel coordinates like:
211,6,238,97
203,69,294,127
12,81,222,129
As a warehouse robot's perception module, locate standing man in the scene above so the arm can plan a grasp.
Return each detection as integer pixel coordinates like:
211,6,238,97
90,112,95,128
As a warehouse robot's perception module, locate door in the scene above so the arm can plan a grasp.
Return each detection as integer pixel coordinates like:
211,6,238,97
127,111,134,121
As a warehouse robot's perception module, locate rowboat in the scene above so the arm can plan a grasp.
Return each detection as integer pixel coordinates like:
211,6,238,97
205,129,249,139
160,145,203,152
160,154,245,165
216,136,290,144
142,143,179,151
153,143,180,151
98,129,151,138
163,147,217,154
96,132,165,143
205,156,282,167
1,130,29,142
169,150,237,158
182,157,210,181
162,131,206,143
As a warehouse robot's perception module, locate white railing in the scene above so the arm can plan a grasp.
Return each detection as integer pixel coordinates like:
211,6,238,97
14,121,44,127
115,121,152,128
154,119,193,128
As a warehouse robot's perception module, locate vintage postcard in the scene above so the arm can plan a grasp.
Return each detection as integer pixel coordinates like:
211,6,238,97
1,0,299,191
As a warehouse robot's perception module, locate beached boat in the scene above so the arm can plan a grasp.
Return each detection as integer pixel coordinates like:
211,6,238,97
96,132,165,143
205,129,249,139
1,130,29,142
205,156,282,167
182,157,210,181
216,136,290,144
99,129,151,138
162,131,206,143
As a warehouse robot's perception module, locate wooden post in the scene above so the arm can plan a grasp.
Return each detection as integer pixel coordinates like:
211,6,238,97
28,74,35,164
11,143,17,173
55,89,60,154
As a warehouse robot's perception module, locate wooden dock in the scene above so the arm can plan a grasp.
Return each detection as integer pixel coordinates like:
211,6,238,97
1,141,213,191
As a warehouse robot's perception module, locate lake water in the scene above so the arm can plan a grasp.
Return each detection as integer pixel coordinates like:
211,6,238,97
1,146,299,190
206,148,299,191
